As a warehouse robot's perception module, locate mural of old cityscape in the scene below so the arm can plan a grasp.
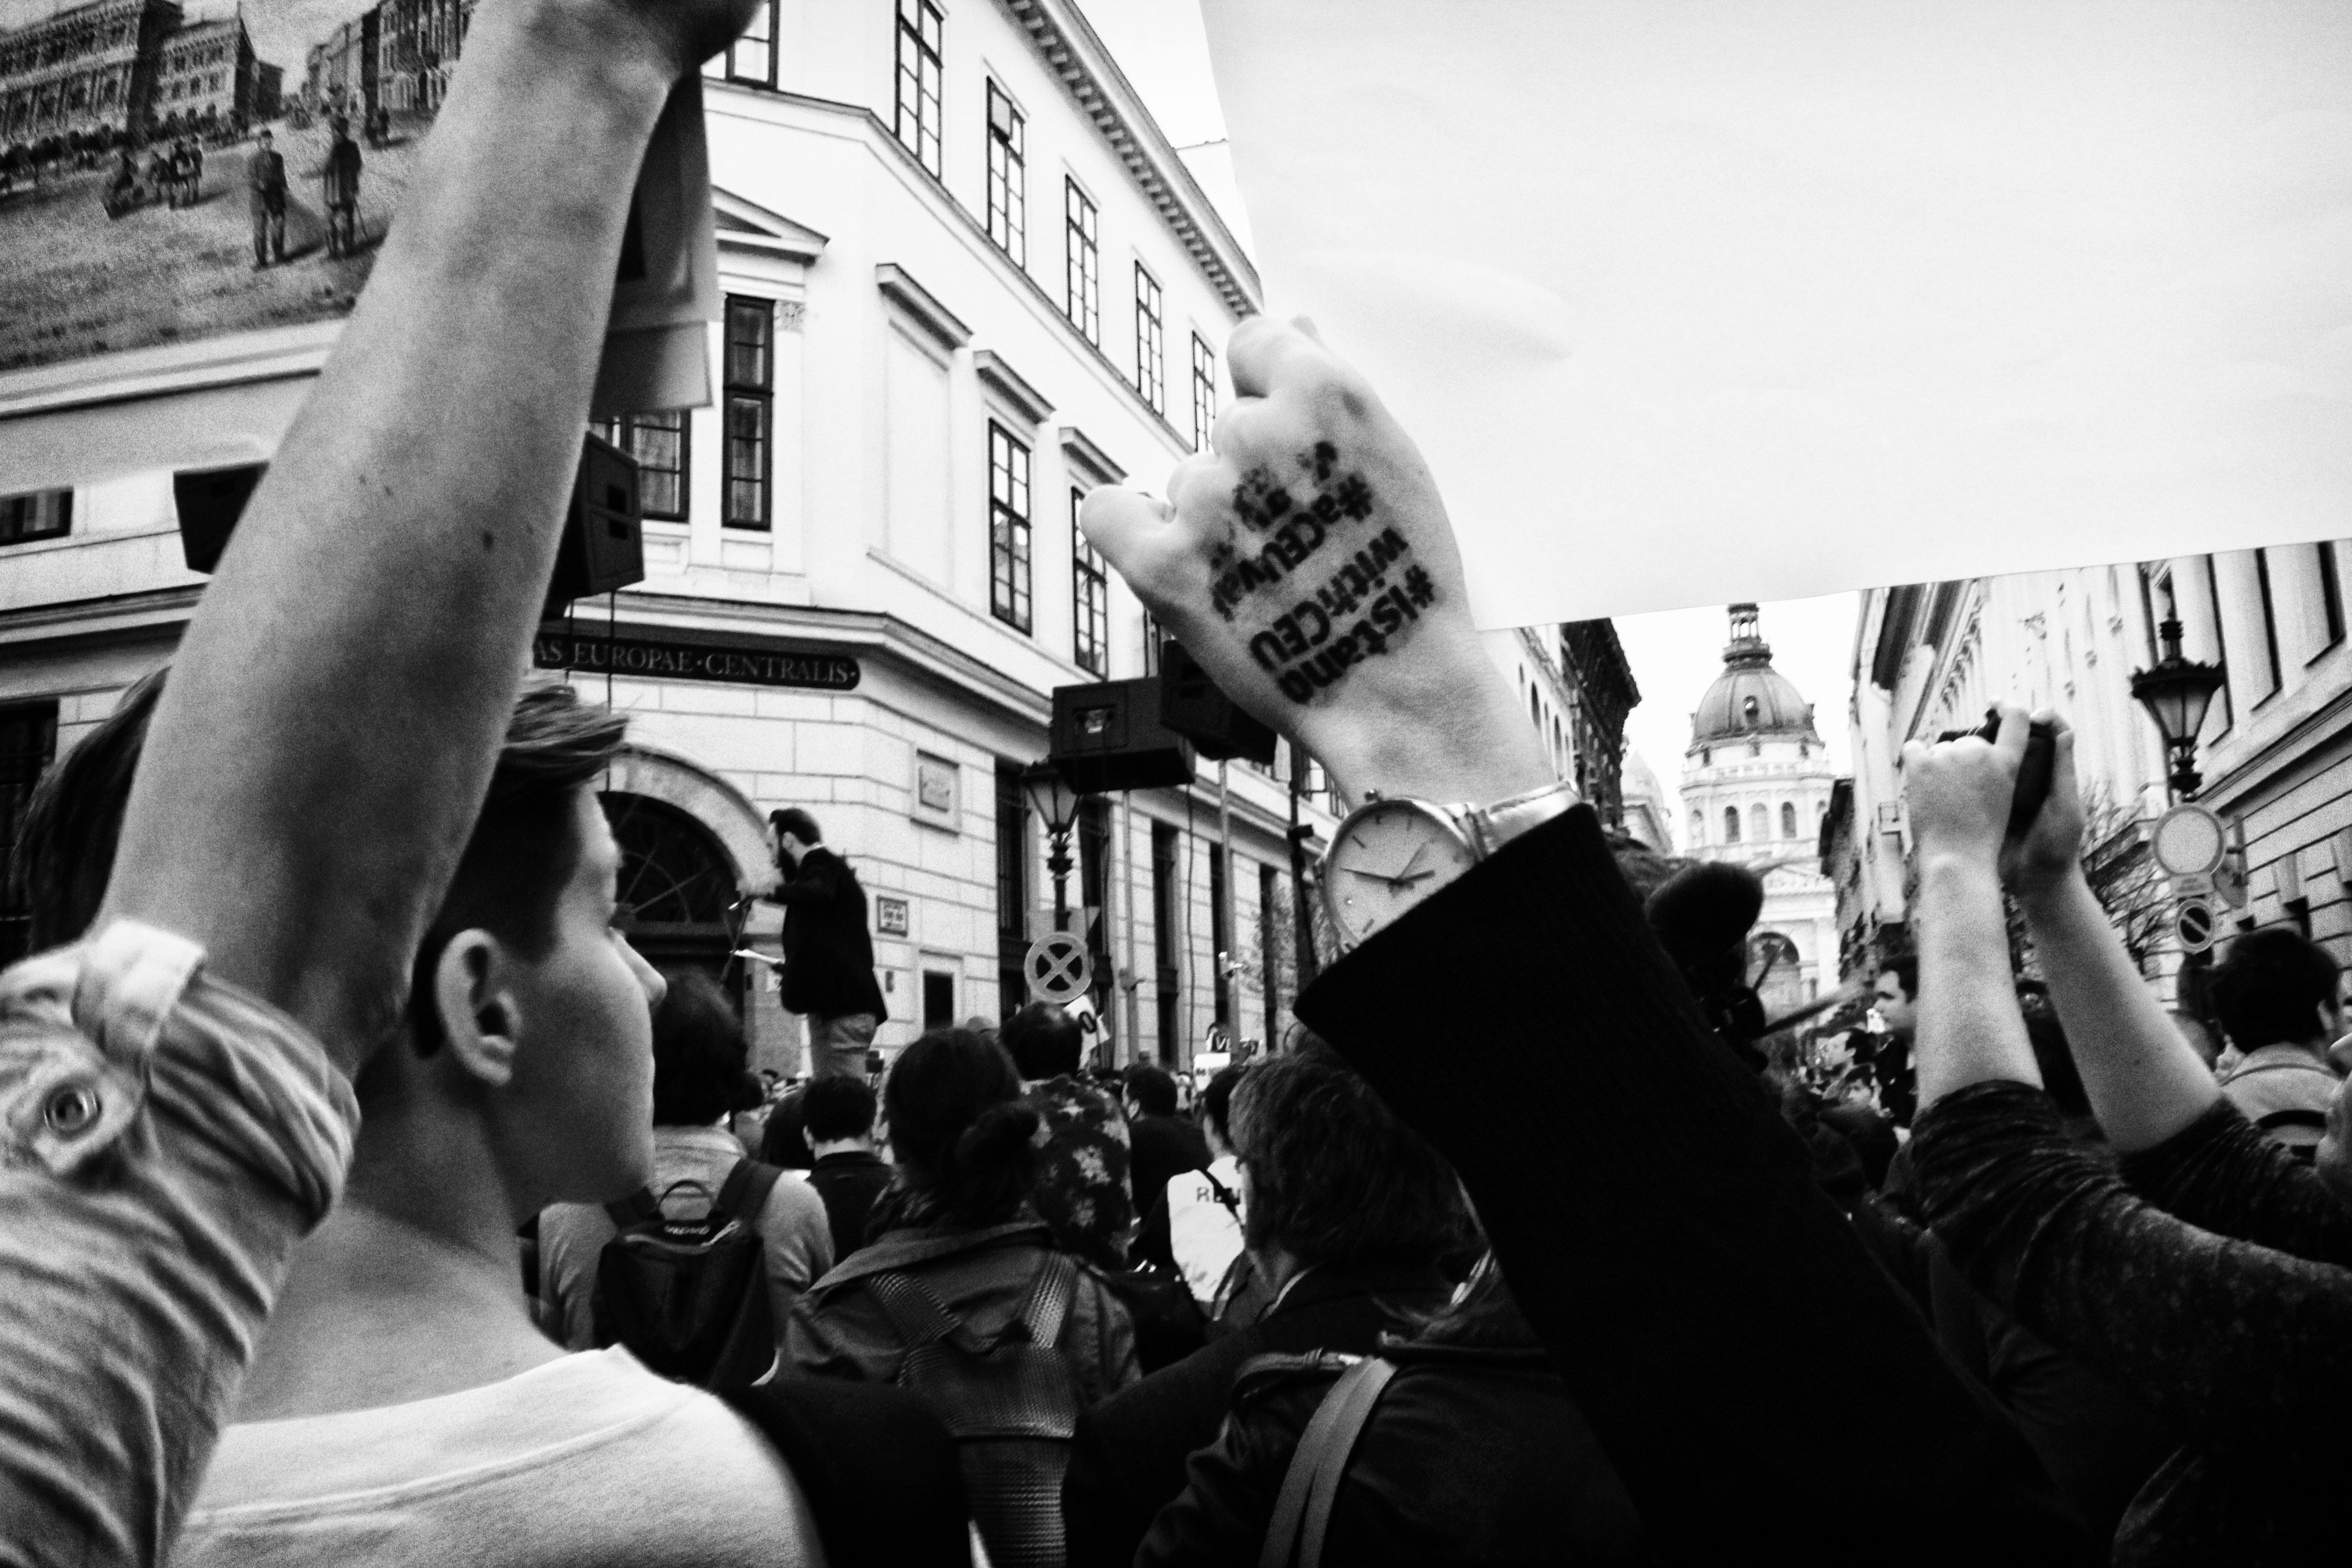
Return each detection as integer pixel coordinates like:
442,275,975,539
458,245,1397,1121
0,0,471,373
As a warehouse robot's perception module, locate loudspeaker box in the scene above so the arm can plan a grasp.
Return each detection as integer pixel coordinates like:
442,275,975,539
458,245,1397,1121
1049,678,1197,794
1158,638,1278,764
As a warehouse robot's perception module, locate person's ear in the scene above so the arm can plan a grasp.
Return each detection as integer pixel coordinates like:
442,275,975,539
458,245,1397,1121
431,929,524,1089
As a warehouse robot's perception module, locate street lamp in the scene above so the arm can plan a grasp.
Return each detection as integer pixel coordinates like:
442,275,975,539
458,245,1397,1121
2129,614,2227,801
1022,760,1085,932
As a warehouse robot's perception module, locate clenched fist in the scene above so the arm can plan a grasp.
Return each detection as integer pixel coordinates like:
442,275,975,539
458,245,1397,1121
1080,317,1551,809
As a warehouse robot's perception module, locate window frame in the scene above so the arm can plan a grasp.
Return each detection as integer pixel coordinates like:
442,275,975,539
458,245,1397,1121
893,0,943,178
1141,608,1161,676
1072,490,1108,676
0,489,72,546
1133,262,1164,413
720,0,776,87
722,295,774,531
2253,547,2284,701
988,421,1034,634
592,412,690,523
1190,333,1215,451
1064,177,1100,345
985,79,1025,267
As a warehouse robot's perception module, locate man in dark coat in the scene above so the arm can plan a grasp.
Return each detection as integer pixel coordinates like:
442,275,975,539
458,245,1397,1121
1121,1062,1208,1215
322,116,362,257
800,1073,892,1261
248,129,286,267
761,808,887,1079
1062,1046,1470,1568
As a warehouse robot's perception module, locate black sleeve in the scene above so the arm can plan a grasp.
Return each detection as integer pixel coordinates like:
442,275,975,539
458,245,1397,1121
767,856,842,907
2116,1098,2352,1265
1134,1190,1176,1274
1913,1078,2352,1457
1296,806,2090,1564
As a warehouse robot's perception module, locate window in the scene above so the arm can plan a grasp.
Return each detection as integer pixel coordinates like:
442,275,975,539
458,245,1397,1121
1749,803,1769,842
922,969,955,1031
1141,609,1161,675
893,0,942,176
1073,493,1108,675
723,296,773,529
2321,542,2346,650
1209,845,1229,1025
1151,822,1180,1063
2201,555,2233,731
1690,809,1705,845
591,412,688,520
1133,264,1164,412
2253,548,2283,698
1190,333,1217,452
721,0,774,85
0,489,72,545
1781,802,1797,838
0,701,59,968
988,422,1033,632
985,82,1024,266
995,760,1028,1019
1064,179,1099,344
1723,807,1740,843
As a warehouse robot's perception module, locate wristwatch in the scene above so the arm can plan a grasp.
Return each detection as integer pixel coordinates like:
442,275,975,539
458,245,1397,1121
1317,780,1581,954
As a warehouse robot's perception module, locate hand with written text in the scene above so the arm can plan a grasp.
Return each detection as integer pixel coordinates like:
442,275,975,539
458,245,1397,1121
1080,316,1552,809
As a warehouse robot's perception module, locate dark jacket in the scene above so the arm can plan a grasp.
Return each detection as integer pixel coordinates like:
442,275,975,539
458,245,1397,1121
1127,1112,1210,1215
1062,1259,1453,1568
808,1148,892,1261
1913,1082,2352,1563
1137,1342,1647,1567
1295,808,2091,1563
783,1216,1138,1408
770,846,887,1020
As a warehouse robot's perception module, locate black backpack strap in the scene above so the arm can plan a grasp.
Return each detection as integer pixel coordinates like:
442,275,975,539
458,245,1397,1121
1016,1252,1079,1349
604,1186,661,1230
866,1269,992,1356
1201,1169,1242,1218
710,1159,785,1224
723,1378,973,1568
1258,1356,1397,1568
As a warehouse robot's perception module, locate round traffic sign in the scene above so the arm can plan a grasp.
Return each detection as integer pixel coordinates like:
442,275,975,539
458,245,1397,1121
1024,931,1093,1004
2151,805,2228,879
2173,896,2219,955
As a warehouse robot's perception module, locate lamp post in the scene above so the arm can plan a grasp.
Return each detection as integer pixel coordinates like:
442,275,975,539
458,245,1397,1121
2129,614,2228,802
1022,760,1085,933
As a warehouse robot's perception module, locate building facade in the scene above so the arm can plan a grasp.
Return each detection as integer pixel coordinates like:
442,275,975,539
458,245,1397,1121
1841,541,2352,1000
0,0,1318,1076
1,0,272,146
1681,604,1841,1017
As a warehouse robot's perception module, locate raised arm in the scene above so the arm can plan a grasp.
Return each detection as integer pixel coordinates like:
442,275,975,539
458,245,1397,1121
96,0,752,1072
1996,718,2223,1152
1901,708,2045,1111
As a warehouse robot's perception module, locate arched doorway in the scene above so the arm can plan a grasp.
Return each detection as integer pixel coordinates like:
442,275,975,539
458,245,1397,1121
600,791,745,1008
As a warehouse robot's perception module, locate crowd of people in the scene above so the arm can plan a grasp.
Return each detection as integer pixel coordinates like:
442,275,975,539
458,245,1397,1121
4,1,2348,1563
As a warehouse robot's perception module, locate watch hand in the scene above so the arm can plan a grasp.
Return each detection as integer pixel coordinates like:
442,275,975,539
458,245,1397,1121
1393,844,1430,882
1392,870,1438,887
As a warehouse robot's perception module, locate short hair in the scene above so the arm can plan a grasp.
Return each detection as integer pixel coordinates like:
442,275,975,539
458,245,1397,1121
802,1072,877,1143
651,970,760,1127
1122,1063,1177,1117
1001,1001,1082,1080
2211,926,2342,1050
883,1028,1036,1227
1879,957,1918,1000
1229,1039,1474,1270
1199,1064,1246,1146
770,808,821,845
15,670,628,1067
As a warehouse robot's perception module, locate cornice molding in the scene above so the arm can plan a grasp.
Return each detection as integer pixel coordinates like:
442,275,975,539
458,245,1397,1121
974,349,1054,426
875,264,973,351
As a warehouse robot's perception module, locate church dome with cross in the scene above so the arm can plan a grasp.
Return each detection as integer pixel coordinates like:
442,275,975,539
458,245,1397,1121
1681,604,1842,1016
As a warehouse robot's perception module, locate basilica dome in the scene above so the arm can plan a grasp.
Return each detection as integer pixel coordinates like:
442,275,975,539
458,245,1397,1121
1690,604,1821,748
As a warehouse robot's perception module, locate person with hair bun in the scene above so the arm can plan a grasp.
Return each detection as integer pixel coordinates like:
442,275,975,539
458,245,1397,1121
783,1027,1140,1403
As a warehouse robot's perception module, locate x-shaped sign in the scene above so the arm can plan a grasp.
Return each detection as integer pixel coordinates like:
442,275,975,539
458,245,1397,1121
1025,931,1093,1003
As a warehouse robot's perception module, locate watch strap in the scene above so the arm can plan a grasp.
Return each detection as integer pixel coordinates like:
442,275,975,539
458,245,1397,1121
1461,781,1582,858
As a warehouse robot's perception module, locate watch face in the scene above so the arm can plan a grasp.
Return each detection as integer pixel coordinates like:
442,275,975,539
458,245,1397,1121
1322,800,1479,947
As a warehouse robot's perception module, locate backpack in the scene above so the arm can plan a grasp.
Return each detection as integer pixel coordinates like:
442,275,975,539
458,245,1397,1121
593,1160,784,1389
1259,1355,1399,1568
864,1253,1084,1568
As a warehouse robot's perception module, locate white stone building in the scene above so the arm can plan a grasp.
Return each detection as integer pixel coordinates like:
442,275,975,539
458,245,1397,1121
0,0,1338,1075
1680,604,1841,1016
